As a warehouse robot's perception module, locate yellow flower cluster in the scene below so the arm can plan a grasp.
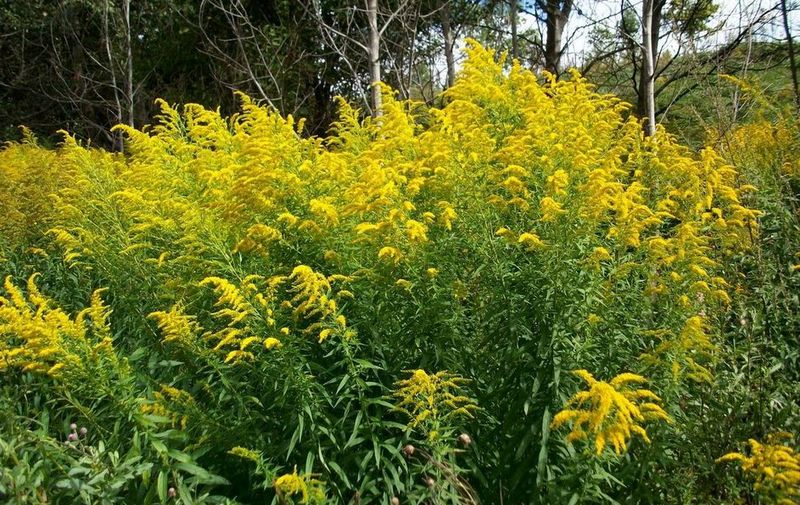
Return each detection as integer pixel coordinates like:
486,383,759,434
394,369,477,441
641,315,716,382
195,274,286,363
148,303,200,347
140,385,196,429
0,274,122,379
273,466,326,505
551,370,670,455
717,434,800,505
228,446,262,463
0,41,761,412
148,266,353,364
0,128,64,250
287,265,352,343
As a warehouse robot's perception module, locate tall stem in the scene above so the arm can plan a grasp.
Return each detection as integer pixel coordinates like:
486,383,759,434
123,0,134,128
510,0,518,60
367,0,382,117
441,0,456,88
642,0,657,136
780,0,799,110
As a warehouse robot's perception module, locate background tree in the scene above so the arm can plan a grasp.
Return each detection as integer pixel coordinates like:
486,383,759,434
0,0,797,145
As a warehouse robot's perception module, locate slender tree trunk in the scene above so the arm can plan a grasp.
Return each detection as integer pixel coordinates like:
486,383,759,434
510,0,518,60
543,1,572,76
104,0,123,150
440,0,456,88
780,0,799,110
732,25,754,125
367,0,382,117
641,0,658,136
123,0,134,128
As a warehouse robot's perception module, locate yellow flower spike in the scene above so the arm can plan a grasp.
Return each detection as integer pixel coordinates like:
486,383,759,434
546,169,569,195
495,227,516,241
502,176,528,196
394,369,477,433
308,198,339,225
274,466,326,505
149,304,201,346
517,232,545,251
609,373,647,388
277,212,299,227
223,350,253,364
378,246,403,264
405,219,428,243
228,446,261,463
552,370,670,457
590,247,613,263
156,251,169,268
264,337,282,350
3,275,30,311
24,273,49,310
718,434,800,504
318,329,333,342
0,275,124,380
437,201,457,230
239,336,260,351
539,196,566,222
199,277,254,324
395,279,413,291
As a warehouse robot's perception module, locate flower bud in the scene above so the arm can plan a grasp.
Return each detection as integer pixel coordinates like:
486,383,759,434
402,444,415,457
69,423,77,431
391,497,400,505
67,432,78,442
79,427,88,436
168,487,176,498
458,433,472,446
424,476,436,488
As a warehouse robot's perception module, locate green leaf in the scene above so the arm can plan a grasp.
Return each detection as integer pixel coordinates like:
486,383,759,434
157,470,168,502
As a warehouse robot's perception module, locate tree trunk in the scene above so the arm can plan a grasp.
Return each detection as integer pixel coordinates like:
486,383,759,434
543,1,572,76
104,0,123,150
123,0,134,128
510,0,518,60
640,0,660,136
441,0,456,88
780,0,799,110
367,0,382,117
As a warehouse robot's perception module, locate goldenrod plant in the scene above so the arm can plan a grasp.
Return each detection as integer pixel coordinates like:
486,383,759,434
717,434,800,505
0,42,796,504
393,370,479,505
551,370,670,456
273,467,327,505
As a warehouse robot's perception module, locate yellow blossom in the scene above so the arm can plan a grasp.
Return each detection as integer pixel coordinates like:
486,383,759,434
551,369,670,455
378,246,403,264
547,169,569,195
517,232,545,250
539,197,565,222
274,466,326,505
264,337,282,349
717,434,800,504
405,219,428,243
394,369,478,433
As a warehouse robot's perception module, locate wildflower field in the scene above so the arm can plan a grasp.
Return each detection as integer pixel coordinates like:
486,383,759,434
1,42,799,504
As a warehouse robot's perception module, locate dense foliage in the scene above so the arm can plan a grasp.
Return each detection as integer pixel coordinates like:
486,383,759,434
1,43,798,504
